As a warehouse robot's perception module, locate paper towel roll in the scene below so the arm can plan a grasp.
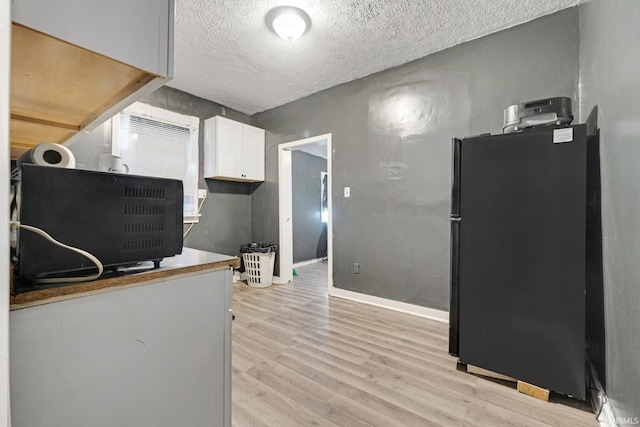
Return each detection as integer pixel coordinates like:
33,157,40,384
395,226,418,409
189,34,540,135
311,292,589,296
17,142,76,169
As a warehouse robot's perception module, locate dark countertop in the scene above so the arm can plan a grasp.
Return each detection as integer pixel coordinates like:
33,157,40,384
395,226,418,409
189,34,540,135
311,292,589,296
10,247,240,310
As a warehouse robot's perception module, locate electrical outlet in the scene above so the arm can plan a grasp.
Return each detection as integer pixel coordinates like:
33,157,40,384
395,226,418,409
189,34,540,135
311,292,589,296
354,263,360,274
197,189,207,199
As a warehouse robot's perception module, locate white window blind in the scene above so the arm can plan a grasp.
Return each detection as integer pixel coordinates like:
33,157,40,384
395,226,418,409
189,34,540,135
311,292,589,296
113,103,199,221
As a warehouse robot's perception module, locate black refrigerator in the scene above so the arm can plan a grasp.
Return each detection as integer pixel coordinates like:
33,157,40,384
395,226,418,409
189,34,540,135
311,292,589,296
449,124,586,400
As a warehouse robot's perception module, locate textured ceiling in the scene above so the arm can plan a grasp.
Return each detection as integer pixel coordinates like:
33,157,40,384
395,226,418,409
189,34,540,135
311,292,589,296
168,0,578,116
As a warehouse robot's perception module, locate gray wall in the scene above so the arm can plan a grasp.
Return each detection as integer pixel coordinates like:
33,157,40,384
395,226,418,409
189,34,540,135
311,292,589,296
251,8,580,310
579,0,640,420
292,151,327,263
68,86,255,257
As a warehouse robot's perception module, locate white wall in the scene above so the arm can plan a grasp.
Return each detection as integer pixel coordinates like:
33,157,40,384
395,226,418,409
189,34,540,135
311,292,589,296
0,0,11,425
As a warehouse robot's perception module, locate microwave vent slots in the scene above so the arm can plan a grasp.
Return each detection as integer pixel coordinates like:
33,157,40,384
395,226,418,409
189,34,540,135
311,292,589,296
125,186,166,200
124,222,166,234
124,204,166,216
124,238,165,252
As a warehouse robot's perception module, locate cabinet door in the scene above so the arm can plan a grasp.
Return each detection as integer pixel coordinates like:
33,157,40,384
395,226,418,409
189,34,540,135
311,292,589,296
242,125,265,181
216,117,244,179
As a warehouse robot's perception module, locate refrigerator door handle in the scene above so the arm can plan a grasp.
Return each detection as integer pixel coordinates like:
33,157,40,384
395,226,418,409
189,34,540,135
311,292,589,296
449,218,461,357
451,138,463,216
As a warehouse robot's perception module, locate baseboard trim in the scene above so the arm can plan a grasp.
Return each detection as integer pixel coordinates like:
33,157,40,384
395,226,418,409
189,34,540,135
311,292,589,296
271,276,286,285
589,362,617,427
293,258,325,268
598,399,617,427
329,287,449,323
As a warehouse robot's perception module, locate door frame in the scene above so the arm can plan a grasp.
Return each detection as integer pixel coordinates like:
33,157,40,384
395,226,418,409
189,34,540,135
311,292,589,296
278,133,333,292
1,0,11,422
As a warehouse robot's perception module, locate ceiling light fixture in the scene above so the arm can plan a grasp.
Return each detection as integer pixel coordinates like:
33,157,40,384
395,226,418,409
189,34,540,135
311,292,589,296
266,6,311,41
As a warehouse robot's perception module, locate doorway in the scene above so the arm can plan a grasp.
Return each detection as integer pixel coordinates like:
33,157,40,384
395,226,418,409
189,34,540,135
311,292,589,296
278,133,333,292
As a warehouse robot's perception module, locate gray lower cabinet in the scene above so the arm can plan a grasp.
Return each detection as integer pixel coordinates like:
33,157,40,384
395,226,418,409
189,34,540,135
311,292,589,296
10,268,232,427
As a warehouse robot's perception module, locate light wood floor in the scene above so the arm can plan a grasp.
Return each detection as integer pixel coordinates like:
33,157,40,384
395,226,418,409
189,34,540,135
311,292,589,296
232,262,596,427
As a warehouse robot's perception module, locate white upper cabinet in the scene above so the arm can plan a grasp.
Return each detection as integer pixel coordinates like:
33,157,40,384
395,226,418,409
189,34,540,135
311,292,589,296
204,116,265,182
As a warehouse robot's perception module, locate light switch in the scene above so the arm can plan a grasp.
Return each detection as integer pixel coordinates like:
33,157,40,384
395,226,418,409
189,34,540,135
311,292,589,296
344,187,351,198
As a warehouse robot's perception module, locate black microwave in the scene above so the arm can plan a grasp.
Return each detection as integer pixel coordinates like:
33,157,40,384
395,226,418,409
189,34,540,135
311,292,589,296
14,164,184,285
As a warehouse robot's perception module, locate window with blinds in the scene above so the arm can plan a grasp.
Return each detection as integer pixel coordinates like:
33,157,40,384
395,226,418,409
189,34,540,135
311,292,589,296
112,102,200,221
